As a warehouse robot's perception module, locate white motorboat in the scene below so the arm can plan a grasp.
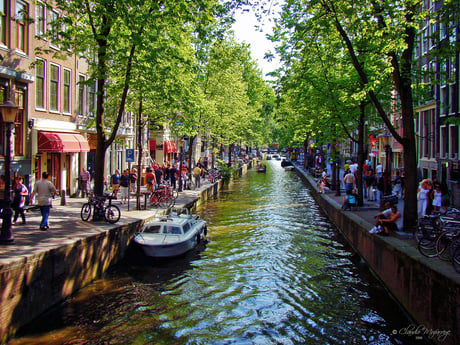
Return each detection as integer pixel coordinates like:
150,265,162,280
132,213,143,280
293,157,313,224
134,209,207,258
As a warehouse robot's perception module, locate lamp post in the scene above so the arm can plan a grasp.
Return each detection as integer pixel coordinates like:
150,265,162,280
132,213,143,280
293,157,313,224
178,137,185,192
382,133,393,196
0,100,18,244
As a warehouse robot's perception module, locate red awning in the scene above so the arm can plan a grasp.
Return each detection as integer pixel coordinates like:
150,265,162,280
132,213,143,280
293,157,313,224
38,132,90,153
149,139,156,151
164,140,177,154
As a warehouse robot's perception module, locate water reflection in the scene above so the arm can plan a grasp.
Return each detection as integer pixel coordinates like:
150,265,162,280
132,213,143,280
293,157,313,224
9,161,429,345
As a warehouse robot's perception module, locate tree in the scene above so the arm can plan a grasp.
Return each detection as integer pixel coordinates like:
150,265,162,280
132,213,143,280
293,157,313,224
45,0,219,196
272,0,431,230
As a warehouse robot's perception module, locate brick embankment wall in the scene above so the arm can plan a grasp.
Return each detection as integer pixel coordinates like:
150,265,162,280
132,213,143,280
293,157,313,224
0,220,145,343
0,159,258,343
296,169,460,345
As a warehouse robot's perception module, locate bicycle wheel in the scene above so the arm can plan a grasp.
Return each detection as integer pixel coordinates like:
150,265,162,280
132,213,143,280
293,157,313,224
104,205,120,224
159,195,173,208
436,232,454,261
418,237,438,257
451,245,460,273
81,203,92,221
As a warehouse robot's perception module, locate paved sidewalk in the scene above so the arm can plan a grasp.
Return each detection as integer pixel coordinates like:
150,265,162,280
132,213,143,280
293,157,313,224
292,162,408,234
0,183,209,266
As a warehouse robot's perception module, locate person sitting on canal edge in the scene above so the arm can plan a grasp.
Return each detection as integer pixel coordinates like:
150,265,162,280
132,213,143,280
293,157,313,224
374,205,402,236
30,172,58,231
369,202,392,233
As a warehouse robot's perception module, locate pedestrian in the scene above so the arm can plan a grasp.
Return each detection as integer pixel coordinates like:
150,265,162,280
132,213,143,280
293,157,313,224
111,170,121,197
440,182,451,212
169,164,178,190
375,162,383,179
145,168,156,193
193,165,201,188
129,168,138,193
343,169,355,194
154,165,163,188
12,177,28,225
430,183,443,213
392,172,402,199
80,168,90,198
119,170,130,204
417,179,432,219
30,172,57,230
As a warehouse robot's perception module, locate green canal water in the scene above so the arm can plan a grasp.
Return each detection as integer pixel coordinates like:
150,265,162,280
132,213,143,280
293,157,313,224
9,161,430,345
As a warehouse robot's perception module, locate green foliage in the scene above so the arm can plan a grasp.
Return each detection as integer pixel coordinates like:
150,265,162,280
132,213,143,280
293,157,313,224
216,159,232,184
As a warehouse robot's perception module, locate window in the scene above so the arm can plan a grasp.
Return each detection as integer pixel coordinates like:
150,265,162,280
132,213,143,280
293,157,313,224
88,81,96,117
16,0,28,52
63,69,71,113
49,9,59,49
50,64,59,111
0,84,5,155
451,126,459,159
14,88,25,156
144,225,161,234
0,0,6,45
35,59,45,109
35,2,46,37
441,126,448,158
77,75,85,115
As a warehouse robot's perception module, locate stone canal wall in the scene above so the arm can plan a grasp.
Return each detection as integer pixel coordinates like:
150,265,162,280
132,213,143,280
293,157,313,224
295,168,459,345
0,159,256,343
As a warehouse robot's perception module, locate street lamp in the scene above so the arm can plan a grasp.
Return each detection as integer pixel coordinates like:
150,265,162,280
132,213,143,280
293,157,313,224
382,133,393,196
0,100,18,244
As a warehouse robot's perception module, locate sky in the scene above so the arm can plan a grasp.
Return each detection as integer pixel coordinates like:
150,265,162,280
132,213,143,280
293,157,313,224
231,5,282,80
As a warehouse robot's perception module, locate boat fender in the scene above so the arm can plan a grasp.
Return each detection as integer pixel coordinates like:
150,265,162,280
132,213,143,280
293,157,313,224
204,226,207,237
196,232,201,244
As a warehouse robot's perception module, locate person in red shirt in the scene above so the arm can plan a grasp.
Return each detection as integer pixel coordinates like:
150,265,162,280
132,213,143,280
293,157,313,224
145,168,156,193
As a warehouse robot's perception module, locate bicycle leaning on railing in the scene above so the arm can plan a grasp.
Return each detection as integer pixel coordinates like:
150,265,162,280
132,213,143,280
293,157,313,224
80,193,120,223
416,208,460,273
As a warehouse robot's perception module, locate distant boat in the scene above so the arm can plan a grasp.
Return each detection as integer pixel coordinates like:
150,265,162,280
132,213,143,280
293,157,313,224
257,164,267,173
281,159,293,167
134,209,207,258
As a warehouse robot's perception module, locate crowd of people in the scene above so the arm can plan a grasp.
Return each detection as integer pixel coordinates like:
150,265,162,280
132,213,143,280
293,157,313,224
313,155,453,235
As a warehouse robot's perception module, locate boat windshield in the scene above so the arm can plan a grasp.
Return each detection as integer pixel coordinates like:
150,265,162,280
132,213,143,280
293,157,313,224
144,225,162,233
164,226,182,234
183,223,191,234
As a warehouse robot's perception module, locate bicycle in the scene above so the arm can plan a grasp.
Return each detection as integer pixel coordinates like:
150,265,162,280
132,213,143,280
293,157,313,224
417,215,443,257
435,216,460,261
149,184,175,208
81,193,120,223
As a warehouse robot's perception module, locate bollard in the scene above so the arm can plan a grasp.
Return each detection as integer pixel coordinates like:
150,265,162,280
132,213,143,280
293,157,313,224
60,190,66,206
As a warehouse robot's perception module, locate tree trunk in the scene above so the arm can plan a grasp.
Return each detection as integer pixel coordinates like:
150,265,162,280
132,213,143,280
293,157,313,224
356,102,365,206
136,97,143,210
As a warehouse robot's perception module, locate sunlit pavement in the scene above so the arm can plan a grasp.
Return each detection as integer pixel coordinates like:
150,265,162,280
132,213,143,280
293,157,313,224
0,180,213,265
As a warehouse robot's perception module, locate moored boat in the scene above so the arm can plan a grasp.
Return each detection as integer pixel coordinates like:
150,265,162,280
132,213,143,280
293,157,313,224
257,164,267,173
134,209,207,258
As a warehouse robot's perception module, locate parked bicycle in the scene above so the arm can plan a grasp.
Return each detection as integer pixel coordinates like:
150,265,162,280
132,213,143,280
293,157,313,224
207,168,222,183
81,193,120,223
150,182,176,208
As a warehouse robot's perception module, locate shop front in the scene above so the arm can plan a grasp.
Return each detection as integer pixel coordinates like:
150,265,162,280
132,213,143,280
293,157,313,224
34,131,90,195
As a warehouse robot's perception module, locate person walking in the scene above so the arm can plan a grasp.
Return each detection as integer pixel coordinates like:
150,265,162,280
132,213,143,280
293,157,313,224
30,172,57,230
80,168,90,198
193,165,201,188
129,168,138,193
111,170,121,197
12,177,28,225
119,170,130,204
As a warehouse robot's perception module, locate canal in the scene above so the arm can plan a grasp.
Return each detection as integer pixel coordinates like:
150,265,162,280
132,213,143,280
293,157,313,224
9,161,429,345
